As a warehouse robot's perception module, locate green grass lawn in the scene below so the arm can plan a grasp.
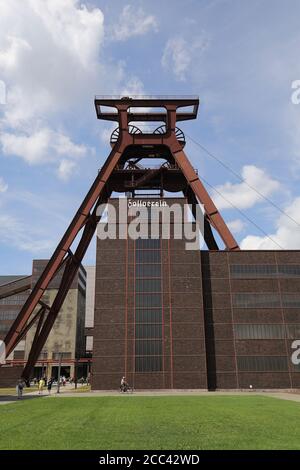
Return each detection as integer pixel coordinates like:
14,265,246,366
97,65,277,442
0,395,299,450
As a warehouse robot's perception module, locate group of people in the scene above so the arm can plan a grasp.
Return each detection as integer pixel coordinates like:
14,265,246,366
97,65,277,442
37,377,54,395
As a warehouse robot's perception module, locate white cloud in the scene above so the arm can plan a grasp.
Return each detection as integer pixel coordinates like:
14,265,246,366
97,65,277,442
112,5,158,41
0,0,106,126
212,165,280,210
0,177,8,193
0,213,53,253
161,35,208,81
0,0,122,178
241,196,300,250
227,219,245,234
57,159,77,181
0,128,88,165
121,76,145,97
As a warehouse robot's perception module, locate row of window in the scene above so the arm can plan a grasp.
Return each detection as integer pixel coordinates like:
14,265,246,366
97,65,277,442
0,311,19,320
230,264,300,278
135,240,163,373
135,324,162,339
136,309,162,323
136,340,162,356
136,293,162,309
237,356,289,371
135,239,161,249
135,356,163,373
233,293,300,308
234,324,300,340
0,324,10,332
136,264,161,278
135,250,161,263
135,279,162,293
0,294,28,305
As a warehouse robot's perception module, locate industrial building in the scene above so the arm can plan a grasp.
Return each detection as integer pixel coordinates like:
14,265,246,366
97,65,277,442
1,96,300,391
0,261,87,385
92,197,300,390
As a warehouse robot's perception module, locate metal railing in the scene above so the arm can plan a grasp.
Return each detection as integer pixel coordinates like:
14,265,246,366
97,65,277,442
95,94,199,100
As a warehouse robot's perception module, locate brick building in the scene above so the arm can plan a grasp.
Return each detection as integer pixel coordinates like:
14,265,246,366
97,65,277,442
91,197,300,390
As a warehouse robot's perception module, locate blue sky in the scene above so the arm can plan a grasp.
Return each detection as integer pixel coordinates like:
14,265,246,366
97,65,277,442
1,0,300,274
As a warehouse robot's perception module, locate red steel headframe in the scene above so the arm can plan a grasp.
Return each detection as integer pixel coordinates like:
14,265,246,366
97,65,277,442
3,95,239,381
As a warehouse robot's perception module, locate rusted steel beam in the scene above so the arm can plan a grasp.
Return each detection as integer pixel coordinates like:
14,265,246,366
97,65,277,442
12,305,45,346
185,186,219,250
21,198,109,381
4,145,123,357
172,148,239,251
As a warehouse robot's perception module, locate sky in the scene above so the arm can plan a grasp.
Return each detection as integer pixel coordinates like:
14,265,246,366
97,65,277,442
1,0,300,274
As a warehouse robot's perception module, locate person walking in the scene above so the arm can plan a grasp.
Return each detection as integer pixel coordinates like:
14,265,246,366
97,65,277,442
38,377,45,395
16,379,24,399
47,378,53,395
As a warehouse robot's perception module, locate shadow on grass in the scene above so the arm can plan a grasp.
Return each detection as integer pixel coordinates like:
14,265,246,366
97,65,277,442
0,395,45,403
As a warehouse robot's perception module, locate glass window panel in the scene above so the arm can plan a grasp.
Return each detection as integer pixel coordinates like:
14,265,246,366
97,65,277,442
282,294,300,308
0,311,20,321
136,293,162,308
233,293,281,308
286,324,300,339
230,264,300,278
0,294,29,305
136,279,161,293
136,264,161,278
237,356,288,371
136,250,161,263
136,309,162,323
136,239,160,250
234,324,286,339
135,324,162,339
135,356,163,372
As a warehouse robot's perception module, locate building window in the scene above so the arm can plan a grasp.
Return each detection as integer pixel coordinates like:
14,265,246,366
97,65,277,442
136,264,161,278
136,309,162,323
0,311,20,320
136,239,160,250
230,264,300,278
234,324,286,339
13,350,25,360
136,293,162,309
282,294,300,308
135,239,163,373
0,294,28,305
136,279,162,293
136,250,161,263
135,356,162,373
0,324,10,333
135,324,162,339
286,324,300,338
237,356,288,371
233,293,281,308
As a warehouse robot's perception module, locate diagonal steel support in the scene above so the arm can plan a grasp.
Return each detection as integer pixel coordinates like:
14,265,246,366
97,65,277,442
21,196,110,381
185,186,219,250
4,143,123,358
172,148,239,251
